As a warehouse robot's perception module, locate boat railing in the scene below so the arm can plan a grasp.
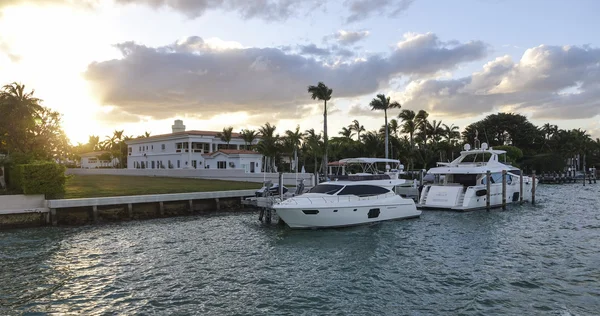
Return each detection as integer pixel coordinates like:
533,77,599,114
280,193,395,205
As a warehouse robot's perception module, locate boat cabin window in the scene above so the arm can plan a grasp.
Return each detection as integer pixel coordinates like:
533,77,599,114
308,184,344,195
451,174,478,187
481,172,513,185
337,185,390,197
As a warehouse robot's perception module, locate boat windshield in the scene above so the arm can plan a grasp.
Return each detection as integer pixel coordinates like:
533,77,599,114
308,184,344,195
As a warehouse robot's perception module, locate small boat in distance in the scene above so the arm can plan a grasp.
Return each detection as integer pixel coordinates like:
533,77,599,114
272,158,420,229
418,143,537,211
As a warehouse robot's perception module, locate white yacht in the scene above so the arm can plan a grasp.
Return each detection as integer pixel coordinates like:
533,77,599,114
418,143,537,211
272,158,421,229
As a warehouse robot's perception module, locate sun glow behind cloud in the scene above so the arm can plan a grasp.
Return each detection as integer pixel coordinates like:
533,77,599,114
0,4,122,144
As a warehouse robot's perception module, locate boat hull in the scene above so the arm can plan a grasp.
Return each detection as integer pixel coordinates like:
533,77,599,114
418,177,536,211
273,195,420,229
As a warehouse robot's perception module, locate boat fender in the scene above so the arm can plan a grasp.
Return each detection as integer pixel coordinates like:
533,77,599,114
475,189,487,197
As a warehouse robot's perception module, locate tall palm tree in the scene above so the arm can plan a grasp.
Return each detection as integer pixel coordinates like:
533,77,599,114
240,129,258,150
307,82,333,175
285,125,305,173
369,94,401,159
88,135,100,151
217,126,234,149
349,119,365,141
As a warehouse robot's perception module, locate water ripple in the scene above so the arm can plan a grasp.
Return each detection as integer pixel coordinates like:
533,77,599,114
1,185,599,315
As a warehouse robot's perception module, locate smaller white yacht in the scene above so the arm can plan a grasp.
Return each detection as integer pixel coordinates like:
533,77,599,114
418,143,537,211
272,158,421,229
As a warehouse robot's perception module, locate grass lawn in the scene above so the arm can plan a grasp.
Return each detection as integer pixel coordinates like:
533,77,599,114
64,175,264,199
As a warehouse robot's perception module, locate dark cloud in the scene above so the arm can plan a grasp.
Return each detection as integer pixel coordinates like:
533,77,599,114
401,45,600,119
298,44,331,56
345,0,414,23
84,33,487,122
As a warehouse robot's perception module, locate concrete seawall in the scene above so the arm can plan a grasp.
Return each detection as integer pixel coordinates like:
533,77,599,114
0,190,257,230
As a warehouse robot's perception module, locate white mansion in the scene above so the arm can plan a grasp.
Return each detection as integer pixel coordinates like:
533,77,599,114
126,120,263,172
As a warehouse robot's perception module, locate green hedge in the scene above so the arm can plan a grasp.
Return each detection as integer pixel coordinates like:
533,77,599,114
8,162,67,199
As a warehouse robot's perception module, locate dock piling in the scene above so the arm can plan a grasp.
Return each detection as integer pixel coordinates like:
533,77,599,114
92,205,99,222
532,170,536,205
50,208,57,226
502,170,507,210
519,172,524,205
486,170,491,211
159,201,164,216
127,203,133,219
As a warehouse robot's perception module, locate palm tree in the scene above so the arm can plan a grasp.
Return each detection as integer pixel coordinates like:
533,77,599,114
285,125,305,173
240,129,258,150
113,129,124,168
304,129,323,174
217,126,234,149
0,82,43,154
415,110,430,147
338,127,355,140
369,94,401,159
398,109,417,149
349,119,365,141
257,123,280,172
307,82,333,175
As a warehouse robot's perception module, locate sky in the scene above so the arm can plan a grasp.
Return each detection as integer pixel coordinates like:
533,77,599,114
0,0,599,144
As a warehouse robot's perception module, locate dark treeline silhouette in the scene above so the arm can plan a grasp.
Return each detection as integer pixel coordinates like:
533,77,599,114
2,81,598,174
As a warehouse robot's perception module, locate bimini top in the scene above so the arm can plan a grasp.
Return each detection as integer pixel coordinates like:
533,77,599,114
339,157,402,165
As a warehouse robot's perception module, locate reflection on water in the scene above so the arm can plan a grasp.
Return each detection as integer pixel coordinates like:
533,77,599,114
1,184,599,315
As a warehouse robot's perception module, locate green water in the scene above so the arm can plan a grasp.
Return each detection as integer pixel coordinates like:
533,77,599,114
1,184,599,315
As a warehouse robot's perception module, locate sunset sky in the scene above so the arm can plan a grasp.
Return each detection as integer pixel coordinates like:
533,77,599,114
1,0,599,144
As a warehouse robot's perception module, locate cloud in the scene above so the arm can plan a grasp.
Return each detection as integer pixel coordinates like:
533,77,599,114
345,0,414,23
348,104,376,117
298,44,331,56
84,33,487,123
1,0,415,23
0,39,20,62
400,44,600,120
330,30,370,45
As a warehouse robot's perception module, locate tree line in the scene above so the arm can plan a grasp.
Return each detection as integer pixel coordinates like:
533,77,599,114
1,81,599,174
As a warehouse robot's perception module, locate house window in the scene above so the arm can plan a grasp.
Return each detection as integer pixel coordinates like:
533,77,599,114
139,146,141,151
176,142,189,152
192,160,197,169
88,158,98,163
128,147,132,153
152,161,155,169
151,145,153,150
217,161,227,169
161,144,165,151
177,160,181,168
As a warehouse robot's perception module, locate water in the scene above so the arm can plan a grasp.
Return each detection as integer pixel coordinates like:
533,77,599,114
1,185,599,315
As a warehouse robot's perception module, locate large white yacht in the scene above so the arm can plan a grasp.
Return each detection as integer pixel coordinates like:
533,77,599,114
272,158,421,229
418,143,537,211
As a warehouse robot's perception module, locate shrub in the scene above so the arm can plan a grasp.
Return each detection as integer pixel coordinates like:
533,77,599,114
9,162,67,199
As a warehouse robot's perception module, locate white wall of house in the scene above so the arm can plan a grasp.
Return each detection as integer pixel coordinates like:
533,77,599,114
81,157,118,169
126,126,261,171
202,152,262,172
